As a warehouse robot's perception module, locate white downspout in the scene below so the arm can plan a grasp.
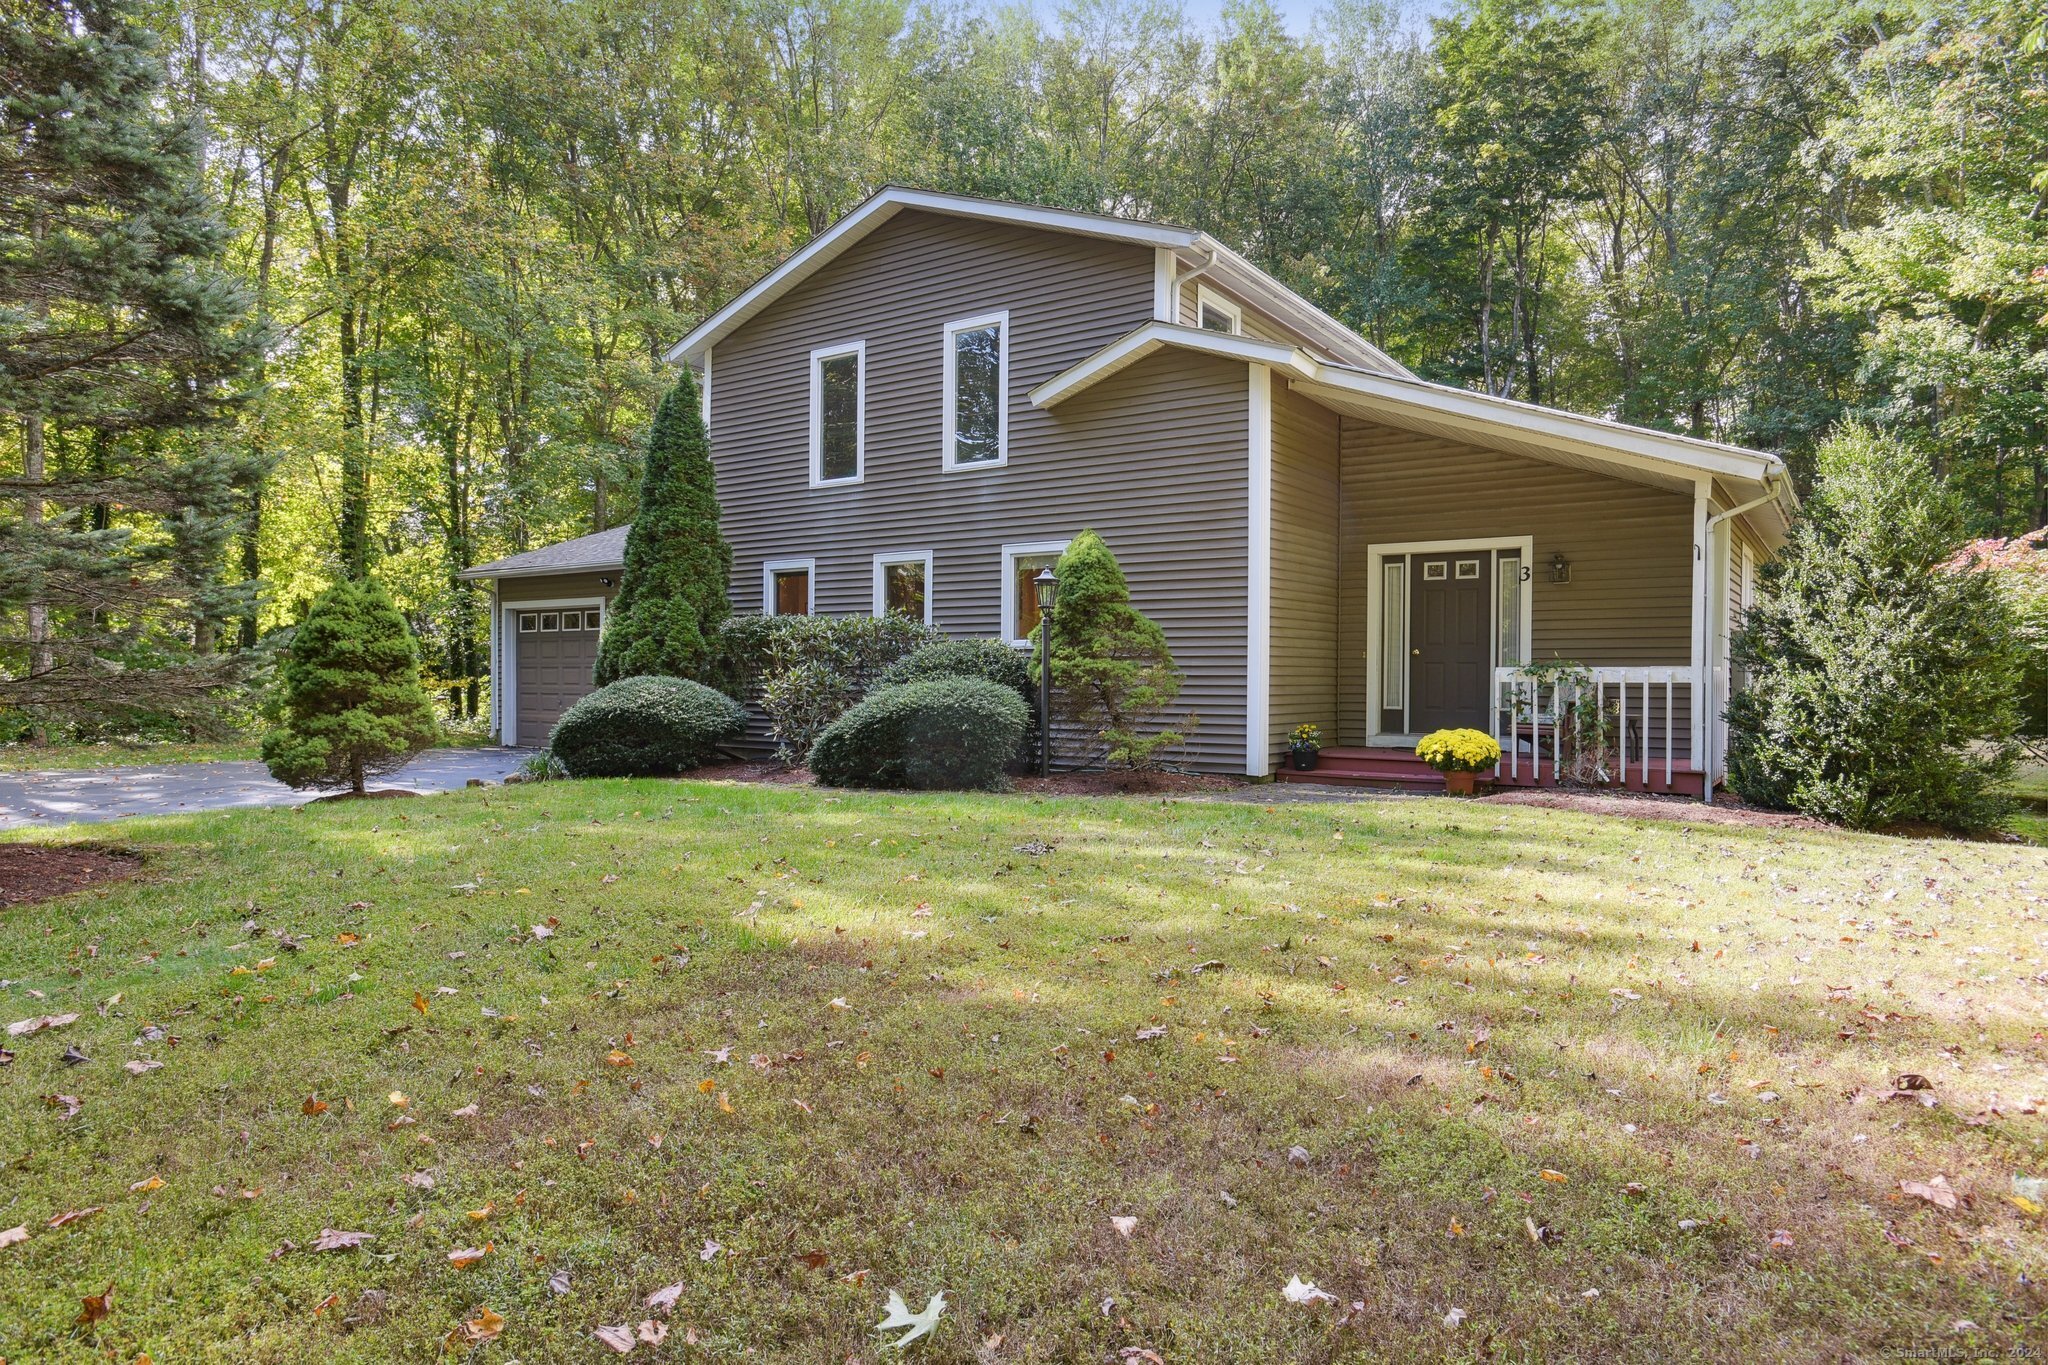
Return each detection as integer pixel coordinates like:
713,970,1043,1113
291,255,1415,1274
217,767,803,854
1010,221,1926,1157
1699,476,1784,803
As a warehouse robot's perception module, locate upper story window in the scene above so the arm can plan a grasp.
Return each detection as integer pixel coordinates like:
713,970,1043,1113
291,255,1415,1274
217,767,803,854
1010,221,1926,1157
764,558,815,615
809,342,864,486
943,311,1008,471
1196,284,1243,335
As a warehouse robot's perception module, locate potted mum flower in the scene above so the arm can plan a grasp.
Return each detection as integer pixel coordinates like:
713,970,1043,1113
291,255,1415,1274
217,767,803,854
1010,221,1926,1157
1288,723,1322,771
1415,727,1501,796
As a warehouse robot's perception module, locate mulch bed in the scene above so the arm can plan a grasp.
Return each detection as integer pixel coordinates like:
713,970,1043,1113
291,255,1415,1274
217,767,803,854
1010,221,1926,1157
0,844,142,908
686,761,1243,797
1478,786,1829,831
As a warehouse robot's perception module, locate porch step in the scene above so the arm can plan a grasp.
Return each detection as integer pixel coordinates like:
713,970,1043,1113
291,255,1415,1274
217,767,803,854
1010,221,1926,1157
1277,746,1446,790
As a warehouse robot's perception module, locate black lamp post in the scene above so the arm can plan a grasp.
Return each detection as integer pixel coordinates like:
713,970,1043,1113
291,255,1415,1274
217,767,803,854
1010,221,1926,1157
1033,566,1059,776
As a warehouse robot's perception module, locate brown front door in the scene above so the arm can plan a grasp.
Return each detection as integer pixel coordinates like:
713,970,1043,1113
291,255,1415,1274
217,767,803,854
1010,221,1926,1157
1409,551,1491,733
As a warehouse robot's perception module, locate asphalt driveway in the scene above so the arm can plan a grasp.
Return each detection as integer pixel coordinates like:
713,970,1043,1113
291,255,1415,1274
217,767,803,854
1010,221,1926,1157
0,748,533,829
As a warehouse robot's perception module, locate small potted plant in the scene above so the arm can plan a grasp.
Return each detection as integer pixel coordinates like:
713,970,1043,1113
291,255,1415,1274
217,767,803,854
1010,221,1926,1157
1415,727,1501,796
1288,723,1322,771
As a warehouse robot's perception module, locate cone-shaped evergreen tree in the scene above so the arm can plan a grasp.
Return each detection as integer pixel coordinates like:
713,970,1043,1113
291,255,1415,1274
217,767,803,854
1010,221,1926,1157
1028,529,1188,768
1,0,262,723
594,373,732,685
262,578,441,795
1726,424,2023,830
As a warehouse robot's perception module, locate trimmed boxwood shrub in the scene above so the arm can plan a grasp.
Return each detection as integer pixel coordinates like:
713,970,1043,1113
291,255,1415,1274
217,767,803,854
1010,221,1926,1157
808,677,1028,791
876,638,1038,768
548,676,746,777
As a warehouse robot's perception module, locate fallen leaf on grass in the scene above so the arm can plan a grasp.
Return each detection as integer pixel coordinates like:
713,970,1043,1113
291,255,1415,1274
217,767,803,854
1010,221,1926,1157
1442,1306,1468,1328
446,1307,505,1350
1282,1276,1336,1305
49,1206,103,1227
875,1289,947,1348
302,1096,329,1116
0,1225,27,1249
124,1059,162,1075
451,1103,480,1119
1110,1216,1137,1238
312,1228,373,1252
1767,1229,1795,1250
448,1242,493,1268
1902,1176,1959,1210
1539,1169,1569,1184
638,1320,667,1345
128,1175,164,1193
699,1237,722,1261
593,1323,636,1353
8,1012,80,1037
645,1281,684,1314
45,1093,83,1118
77,1282,113,1325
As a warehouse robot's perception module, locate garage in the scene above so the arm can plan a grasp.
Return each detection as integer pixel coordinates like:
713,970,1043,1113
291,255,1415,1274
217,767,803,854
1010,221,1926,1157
457,525,628,748
512,606,604,746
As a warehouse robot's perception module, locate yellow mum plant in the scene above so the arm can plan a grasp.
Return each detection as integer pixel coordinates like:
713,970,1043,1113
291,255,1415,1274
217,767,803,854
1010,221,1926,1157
1415,728,1501,774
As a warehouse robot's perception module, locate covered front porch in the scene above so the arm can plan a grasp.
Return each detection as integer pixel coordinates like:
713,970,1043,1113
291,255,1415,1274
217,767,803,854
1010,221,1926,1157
1258,359,1789,796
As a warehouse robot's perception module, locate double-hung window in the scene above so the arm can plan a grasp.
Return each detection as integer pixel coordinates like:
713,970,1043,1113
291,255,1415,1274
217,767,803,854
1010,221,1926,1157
943,311,1008,471
809,342,864,486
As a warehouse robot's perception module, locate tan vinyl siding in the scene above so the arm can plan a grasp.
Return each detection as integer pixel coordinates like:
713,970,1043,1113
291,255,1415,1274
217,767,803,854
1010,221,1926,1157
498,572,616,607
710,210,1251,771
1336,417,1695,747
1268,381,1341,765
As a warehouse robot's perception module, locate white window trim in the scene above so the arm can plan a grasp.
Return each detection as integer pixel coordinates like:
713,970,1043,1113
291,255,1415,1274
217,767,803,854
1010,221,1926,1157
762,557,817,616
808,341,865,487
1000,538,1069,647
871,550,935,624
943,310,1010,472
1196,283,1243,335
497,594,605,746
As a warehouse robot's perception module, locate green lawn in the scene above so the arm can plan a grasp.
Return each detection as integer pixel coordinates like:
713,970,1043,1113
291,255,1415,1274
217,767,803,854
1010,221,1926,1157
3,783,2045,1361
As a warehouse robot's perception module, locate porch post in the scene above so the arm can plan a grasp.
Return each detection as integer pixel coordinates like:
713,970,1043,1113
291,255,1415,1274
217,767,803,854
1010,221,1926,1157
1690,480,1710,793
1246,363,1273,777
486,585,501,742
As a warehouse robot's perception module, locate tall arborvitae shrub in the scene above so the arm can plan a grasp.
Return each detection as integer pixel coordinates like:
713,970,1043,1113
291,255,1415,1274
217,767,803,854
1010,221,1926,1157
594,373,731,685
262,578,440,794
1028,529,1189,769
1726,424,2023,830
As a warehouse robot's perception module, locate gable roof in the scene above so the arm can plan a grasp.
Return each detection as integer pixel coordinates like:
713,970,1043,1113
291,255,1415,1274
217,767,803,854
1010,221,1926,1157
1033,321,1795,539
662,186,1409,378
459,525,628,579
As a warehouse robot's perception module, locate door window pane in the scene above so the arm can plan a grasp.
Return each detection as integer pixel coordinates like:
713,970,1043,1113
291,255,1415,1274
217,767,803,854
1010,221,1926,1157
773,569,810,616
817,351,860,481
950,322,1003,465
881,560,926,619
1382,561,1405,708
1498,554,1523,666
1012,553,1059,641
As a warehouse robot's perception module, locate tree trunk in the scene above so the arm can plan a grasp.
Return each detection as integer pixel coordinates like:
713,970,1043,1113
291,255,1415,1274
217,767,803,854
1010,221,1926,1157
22,413,51,686
351,754,365,795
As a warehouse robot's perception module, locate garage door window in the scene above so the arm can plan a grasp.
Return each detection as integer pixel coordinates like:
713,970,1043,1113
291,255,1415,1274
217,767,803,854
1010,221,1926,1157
519,613,538,632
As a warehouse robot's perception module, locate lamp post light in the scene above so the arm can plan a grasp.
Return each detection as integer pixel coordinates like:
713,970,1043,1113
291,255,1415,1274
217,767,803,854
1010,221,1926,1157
1033,566,1059,776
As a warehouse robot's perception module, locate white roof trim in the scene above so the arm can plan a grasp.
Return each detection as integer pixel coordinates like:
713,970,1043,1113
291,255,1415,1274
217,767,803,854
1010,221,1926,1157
1301,366,1786,486
1028,322,1316,407
1033,325,1790,495
662,186,1410,377
664,188,1201,367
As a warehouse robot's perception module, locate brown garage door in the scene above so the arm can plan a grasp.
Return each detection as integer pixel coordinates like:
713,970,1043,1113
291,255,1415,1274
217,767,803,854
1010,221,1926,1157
515,607,602,747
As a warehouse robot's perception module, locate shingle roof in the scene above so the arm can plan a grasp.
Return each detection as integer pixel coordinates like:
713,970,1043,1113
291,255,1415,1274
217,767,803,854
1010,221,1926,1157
458,525,629,579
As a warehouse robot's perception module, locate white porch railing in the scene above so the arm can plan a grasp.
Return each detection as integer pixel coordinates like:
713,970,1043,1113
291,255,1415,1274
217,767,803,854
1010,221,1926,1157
1491,666,1699,788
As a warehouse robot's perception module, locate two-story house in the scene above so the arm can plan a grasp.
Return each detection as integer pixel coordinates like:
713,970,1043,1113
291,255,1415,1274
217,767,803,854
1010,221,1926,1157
462,187,1792,793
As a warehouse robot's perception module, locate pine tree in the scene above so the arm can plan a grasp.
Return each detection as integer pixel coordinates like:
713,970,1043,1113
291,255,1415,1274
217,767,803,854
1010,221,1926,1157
593,373,732,685
0,0,262,726
262,578,440,795
1726,424,2024,830
1028,529,1189,769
